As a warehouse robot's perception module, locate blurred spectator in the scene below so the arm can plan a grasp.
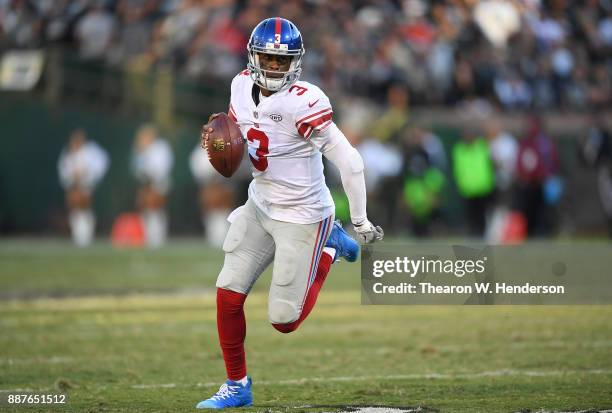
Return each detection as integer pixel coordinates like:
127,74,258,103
0,0,43,47
515,116,561,236
41,0,76,43
452,129,496,236
599,9,612,47
484,119,519,243
115,0,158,62
473,0,520,48
58,128,109,246
132,124,173,248
149,0,207,69
74,2,115,59
368,83,410,143
532,10,567,50
358,136,403,231
186,3,246,78
579,113,612,237
550,41,574,106
485,119,518,196
494,68,532,109
330,116,403,232
189,144,233,247
401,129,446,237
587,64,612,109
406,125,447,171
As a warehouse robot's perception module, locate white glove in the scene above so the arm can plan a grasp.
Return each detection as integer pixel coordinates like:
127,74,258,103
353,219,384,244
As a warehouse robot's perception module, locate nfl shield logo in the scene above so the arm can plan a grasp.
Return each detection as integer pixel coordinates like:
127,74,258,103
212,138,225,152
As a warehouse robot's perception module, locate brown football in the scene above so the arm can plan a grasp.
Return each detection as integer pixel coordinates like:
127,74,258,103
205,113,244,178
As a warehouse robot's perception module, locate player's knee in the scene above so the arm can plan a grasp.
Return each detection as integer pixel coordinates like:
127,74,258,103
272,321,298,334
268,299,299,326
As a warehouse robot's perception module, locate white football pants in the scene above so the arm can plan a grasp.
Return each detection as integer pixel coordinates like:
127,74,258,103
216,199,334,325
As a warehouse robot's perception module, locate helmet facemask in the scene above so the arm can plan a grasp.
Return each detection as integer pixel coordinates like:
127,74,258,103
247,46,303,92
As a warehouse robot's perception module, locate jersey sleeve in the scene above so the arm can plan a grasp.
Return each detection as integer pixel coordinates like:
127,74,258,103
228,70,249,122
228,102,238,122
293,86,333,140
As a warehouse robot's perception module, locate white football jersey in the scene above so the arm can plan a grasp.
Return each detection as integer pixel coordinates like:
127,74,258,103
228,70,339,224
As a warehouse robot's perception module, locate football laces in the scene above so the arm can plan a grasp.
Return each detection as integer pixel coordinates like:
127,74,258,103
202,129,212,160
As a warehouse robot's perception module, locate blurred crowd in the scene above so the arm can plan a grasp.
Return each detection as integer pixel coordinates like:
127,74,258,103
330,107,612,241
2,0,612,110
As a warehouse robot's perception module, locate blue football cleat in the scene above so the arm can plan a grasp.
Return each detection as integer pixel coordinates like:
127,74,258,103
325,220,359,262
196,378,253,409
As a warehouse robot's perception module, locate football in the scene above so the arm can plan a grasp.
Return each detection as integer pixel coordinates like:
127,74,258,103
204,113,245,178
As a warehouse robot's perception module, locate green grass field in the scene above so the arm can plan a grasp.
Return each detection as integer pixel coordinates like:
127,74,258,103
1,239,611,412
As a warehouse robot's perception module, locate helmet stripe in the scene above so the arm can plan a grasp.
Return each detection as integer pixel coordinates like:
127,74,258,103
274,17,281,44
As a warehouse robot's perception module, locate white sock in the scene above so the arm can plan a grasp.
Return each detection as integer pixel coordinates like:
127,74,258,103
142,209,167,248
69,209,95,247
323,247,336,260
234,376,248,386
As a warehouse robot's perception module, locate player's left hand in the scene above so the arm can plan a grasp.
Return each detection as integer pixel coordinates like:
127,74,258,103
353,220,384,244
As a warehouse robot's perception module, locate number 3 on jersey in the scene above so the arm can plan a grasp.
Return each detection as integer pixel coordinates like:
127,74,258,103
247,128,269,171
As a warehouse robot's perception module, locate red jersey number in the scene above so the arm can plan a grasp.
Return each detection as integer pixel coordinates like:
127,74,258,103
247,128,269,171
288,85,308,96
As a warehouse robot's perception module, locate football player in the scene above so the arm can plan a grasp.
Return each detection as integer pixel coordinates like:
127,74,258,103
197,18,383,409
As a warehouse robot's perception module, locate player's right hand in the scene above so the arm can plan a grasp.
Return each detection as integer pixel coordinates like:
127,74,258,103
200,113,222,149
353,220,384,244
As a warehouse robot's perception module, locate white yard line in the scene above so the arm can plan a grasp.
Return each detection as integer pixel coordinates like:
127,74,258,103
0,388,42,393
2,368,611,394
131,383,177,389
145,368,612,389
0,356,76,366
